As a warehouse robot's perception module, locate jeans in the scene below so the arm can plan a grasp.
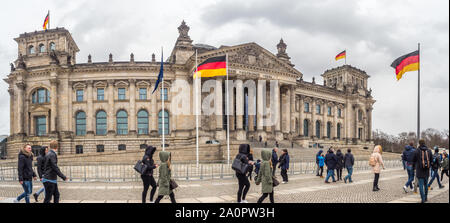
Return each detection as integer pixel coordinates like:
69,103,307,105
325,169,335,182
344,167,353,182
405,165,415,189
428,169,442,188
43,182,60,203
35,187,45,196
418,177,429,202
17,181,32,203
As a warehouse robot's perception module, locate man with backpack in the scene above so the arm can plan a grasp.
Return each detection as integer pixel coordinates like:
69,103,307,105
427,146,445,190
402,142,416,193
412,139,433,203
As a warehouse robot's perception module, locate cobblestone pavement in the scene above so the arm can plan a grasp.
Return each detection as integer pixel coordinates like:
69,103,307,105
0,168,448,203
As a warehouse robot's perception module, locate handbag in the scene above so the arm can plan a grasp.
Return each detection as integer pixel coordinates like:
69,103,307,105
272,176,280,187
134,160,148,175
232,157,249,174
169,179,178,190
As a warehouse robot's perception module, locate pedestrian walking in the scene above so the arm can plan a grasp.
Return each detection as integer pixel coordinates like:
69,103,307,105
427,146,445,190
141,146,159,203
33,146,48,202
370,145,385,191
272,147,279,177
42,140,67,203
315,150,323,176
254,159,261,180
440,152,449,179
318,154,325,178
324,148,337,183
14,144,37,203
402,142,416,193
278,149,290,183
336,149,344,181
248,149,255,181
343,149,355,183
155,151,176,203
234,144,254,203
256,149,275,203
411,139,433,203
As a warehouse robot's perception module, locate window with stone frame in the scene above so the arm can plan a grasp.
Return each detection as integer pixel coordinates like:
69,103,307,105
316,104,321,114
35,116,46,136
76,89,84,102
116,110,128,135
96,145,105,153
29,45,35,54
327,122,331,139
76,111,86,136
96,111,107,135
97,88,105,101
49,42,56,51
304,102,310,113
32,88,50,104
337,123,341,139
303,119,309,136
327,106,332,116
75,145,83,154
39,44,45,53
118,144,126,151
338,108,342,118
315,120,321,138
118,88,126,100
139,88,147,100
137,110,149,134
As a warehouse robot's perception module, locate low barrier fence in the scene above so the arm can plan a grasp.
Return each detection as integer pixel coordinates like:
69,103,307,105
0,159,403,182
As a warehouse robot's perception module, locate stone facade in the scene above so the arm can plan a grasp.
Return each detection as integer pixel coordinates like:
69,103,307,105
3,21,375,158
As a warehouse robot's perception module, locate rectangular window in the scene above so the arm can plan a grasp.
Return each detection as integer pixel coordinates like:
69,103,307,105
97,88,104,101
118,88,126,100
118,144,126,151
38,89,46,103
76,89,84,102
96,145,104,153
338,108,342,118
316,104,321,114
161,88,168,101
75,145,83,154
35,116,46,136
328,106,332,116
139,88,147,100
304,102,310,113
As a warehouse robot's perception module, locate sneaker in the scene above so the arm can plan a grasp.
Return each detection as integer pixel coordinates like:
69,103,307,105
332,180,336,183
373,188,379,192
33,193,39,203
241,200,248,203
13,199,19,203
344,178,347,184
439,185,445,189
325,181,330,184
282,181,287,184
403,186,408,193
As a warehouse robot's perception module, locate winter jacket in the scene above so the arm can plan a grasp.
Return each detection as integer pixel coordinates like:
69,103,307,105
36,155,46,179
17,151,36,181
371,146,384,174
254,161,261,174
235,144,251,176
247,153,254,174
158,151,172,196
336,151,344,169
431,152,441,170
272,150,279,166
256,149,273,194
412,145,433,178
141,146,157,176
325,150,338,170
316,150,323,164
344,152,355,168
441,157,449,170
43,150,66,181
318,156,325,167
278,153,290,170
402,145,416,165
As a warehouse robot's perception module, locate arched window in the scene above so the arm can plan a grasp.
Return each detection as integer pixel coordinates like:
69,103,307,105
327,122,331,139
315,120,321,138
116,110,128,135
303,119,309,137
31,88,50,104
29,45,35,54
39,44,45,53
337,123,341,139
158,110,169,135
49,42,56,51
96,111,107,135
75,111,86,136
137,110,149,134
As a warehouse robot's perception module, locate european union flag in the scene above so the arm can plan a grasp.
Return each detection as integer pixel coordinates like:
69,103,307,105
152,51,164,94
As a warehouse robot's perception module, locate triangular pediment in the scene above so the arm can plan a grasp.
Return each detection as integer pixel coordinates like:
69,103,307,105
30,105,50,113
192,42,303,78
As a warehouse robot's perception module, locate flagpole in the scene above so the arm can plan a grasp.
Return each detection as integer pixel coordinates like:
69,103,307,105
226,53,230,165
162,47,165,151
195,50,199,168
345,49,347,65
48,10,50,29
417,43,420,143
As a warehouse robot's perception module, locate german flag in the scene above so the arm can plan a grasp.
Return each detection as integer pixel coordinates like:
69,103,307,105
43,12,49,30
391,50,419,80
194,55,226,78
335,50,346,61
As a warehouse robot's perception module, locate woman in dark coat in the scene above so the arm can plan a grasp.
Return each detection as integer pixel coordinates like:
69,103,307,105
141,146,158,203
235,144,254,203
336,149,344,181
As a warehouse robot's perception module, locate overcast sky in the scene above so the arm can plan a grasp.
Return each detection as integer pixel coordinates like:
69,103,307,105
0,0,448,136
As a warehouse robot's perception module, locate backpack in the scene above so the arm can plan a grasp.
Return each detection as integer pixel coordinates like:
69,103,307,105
369,154,376,167
431,154,440,169
418,150,430,169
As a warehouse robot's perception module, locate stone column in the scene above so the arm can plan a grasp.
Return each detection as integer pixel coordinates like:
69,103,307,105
283,87,291,134
333,104,338,139
150,82,158,136
107,79,115,134
256,80,264,132
16,82,25,135
290,86,296,135
86,80,94,135
129,79,136,135
311,99,316,139
274,81,282,141
299,96,304,136
265,84,272,133
367,107,373,141
322,102,327,139
8,88,14,135
235,80,246,140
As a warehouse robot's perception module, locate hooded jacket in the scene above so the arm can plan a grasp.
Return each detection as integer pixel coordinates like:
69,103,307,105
235,144,251,175
316,150,323,164
402,145,416,165
336,150,344,169
371,146,384,174
412,145,433,178
325,150,338,170
142,146,157,176
158,151,172,196
441,156,449,170
318,155,325,167
17,150,36,181
272,149,279,166
278,152,290,170
256,149,273,194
